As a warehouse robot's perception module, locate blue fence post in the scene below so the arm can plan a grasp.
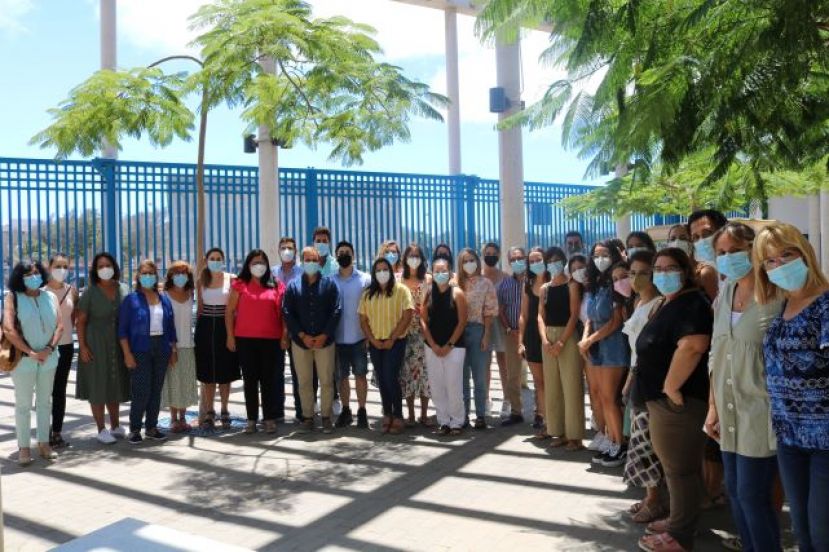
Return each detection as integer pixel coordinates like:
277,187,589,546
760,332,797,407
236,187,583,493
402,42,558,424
465,175,478,250
453,175,466,253
305,167,318,242
91,157,119,260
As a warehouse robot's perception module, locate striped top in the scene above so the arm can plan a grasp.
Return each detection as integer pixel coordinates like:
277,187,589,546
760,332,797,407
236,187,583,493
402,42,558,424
497,276,523,330
358,283,414,340
200,274,232,317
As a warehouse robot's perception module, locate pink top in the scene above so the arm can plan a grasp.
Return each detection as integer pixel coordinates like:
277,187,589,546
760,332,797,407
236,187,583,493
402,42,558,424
232,279,285,339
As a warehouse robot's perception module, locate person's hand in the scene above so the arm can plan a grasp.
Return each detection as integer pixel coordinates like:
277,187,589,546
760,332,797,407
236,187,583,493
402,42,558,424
31,349,50,363
577,338,592,356
168,350,178,368
665,388,685,409
313,334,328,348
280,335,290,351
79,345,93,363
704,406,721,442
550,341,563,358
517,343,526,359
226,335,237,352
301,334,315,349
381,339,393,350
125,353,138,370
481,334,490,352
370,338,383,349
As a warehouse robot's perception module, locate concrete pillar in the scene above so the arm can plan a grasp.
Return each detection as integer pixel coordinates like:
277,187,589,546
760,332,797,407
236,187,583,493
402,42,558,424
808,194,821,259
614,164,631,239
445,8,461,175
495,37,526,261
258,58,280,264
100,0,119,257
820,191,829,271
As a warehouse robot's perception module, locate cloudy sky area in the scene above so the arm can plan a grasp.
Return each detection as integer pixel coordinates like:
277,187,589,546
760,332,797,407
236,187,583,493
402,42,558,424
0,0,602,184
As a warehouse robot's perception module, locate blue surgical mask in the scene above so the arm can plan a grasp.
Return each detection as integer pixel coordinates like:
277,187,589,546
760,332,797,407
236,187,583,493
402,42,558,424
694,236,716,263
547,260,564,277
384,252,399,266
434,272,450,285
767,257,808,292
139,274,157,289
172,274,189,288
653,271,683,295
716,251,752,281
510,260,527,274
207,260,224,273
23,274,42,290
529,261,546,276
315,242,330,257
303,262,321,276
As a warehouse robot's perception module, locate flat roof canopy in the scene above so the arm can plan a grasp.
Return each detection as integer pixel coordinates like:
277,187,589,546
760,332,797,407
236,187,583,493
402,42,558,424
389,0,481,17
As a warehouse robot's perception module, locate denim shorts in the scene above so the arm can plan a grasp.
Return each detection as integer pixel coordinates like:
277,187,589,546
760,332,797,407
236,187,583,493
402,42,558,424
336,340,369,379
588,328,630,367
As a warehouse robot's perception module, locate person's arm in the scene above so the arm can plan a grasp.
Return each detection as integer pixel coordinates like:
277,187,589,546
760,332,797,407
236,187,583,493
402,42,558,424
449,288,468,347
538,284,551,351
225,288,239,352
165,296,178,367
118,297,137,369
359,313,381,349
663,333,711,405
76,291,93,362
196,284,204,317
389,309,414,342
586,304,624,344
320,281,342,345
48,292,64,351
70,286,79,327
496,285,510,330
699,265,719,302
2,294,31,354
704,386,721,442
517,288,529,354
480,280,497,351
559,282,582,346
281,285,303,339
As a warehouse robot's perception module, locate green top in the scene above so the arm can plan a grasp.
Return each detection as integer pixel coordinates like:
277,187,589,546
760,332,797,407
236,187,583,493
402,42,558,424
710,279,782,457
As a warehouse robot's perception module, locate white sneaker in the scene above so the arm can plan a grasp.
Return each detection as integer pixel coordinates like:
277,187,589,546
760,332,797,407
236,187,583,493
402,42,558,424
332,399,342,417
97,429,116,445
486,399,493,417
110,426,126,439
587,431,606,451
600,434,613,453
500,401,511,418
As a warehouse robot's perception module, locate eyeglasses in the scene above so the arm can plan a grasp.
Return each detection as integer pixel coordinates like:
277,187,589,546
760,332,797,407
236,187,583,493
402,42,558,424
653,265,682,273
762,249,800,271
629,270,652,277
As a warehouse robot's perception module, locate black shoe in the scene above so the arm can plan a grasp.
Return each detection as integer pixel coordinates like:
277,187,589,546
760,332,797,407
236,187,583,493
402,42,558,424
500,414,524,427
438,425,451,435
145,428,167,441
462,417,471,429
591,450,607,465
335,407,353,428
356,407,368,428
600,444,627,467
474,417,487,430
532,414,543,429
128,431,143,445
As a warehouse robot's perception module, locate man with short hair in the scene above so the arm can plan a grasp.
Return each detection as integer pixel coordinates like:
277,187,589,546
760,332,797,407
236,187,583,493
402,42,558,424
564,231,585,258
688,209,728,301
499,246,527,426
283,246,342,433
332,241,372,428
312,226,340,277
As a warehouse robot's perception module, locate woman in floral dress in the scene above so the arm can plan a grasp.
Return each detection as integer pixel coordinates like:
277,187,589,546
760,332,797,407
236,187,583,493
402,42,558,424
400,244,433,426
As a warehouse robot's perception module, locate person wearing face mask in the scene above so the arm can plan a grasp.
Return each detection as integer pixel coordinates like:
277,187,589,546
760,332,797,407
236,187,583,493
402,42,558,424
634,248,713,552
458,248,499,429
689,209,729,302
498,246,527,425
707,223,784,552
76,252,131,444
377,240,404,278
519,247,549,434
332,241,371,429
312,226,339,277
358,258,415,434
44,254,78,449
160,261,199,434
432,243,454,271
579,241,630,468
195,247,240,430
481,242,506,417
756,222,829,552
3,260,63,465
399,244,433,427
421,257,468,435
565,231,585,259
663,224,694,256
538,247,585,451
118,260,177,444
626,231,657,260
226,249,288,435
283,247,342,434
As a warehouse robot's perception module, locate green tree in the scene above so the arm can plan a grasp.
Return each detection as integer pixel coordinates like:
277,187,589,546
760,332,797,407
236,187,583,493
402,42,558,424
32,0,446,263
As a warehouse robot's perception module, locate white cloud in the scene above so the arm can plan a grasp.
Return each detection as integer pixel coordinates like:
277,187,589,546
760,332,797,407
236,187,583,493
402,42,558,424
0,0,34,35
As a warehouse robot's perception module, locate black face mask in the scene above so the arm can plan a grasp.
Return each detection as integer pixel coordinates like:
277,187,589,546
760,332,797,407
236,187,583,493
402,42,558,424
483,255,499,267
337,254,352,268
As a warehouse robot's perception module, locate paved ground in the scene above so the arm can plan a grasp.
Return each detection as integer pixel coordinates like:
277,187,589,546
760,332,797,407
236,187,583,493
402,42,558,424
0,358,776,551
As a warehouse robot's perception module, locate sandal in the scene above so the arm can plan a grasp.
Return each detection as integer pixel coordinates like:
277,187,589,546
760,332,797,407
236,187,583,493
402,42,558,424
418,416,435,428
629,501,645,515
548,436,567,448
405,417,417,428
565,440,585,451
631,502,668,524
220,411,231,429
18,448,33,466
638,532,688,552
381,416,392,433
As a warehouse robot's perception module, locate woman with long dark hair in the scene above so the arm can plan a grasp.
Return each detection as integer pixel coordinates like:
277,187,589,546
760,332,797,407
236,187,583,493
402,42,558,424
400,244,432,426
518,246,548,435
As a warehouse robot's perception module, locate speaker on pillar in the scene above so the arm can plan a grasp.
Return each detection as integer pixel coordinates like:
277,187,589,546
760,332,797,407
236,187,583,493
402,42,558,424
489,87,511,113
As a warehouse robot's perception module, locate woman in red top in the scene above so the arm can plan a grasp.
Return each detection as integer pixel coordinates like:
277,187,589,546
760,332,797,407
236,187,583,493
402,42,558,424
226,249,288,434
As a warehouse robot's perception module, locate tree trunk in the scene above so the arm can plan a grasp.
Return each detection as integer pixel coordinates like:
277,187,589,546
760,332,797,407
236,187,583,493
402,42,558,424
196,84,208,268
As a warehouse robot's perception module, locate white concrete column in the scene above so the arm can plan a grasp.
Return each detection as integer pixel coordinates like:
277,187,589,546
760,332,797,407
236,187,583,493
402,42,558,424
445,8,461,175
807,194,821,256
614,164,631,239
100,0,117,159
820,191,829,271
496,36,526,261
258,57,280,263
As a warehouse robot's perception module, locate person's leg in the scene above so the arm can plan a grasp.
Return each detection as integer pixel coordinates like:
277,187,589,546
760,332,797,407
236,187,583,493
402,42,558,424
496,351,508,404
560,336,585,442
353,343,369,410
34,361,57,445
129,351,152,433
271,340,285,420
369,346,392,417
316,344,336,419
596,366,625,444
776,444,812,551
425,348,447,427
586,362,604,431
722,451,753,549
446,347,466,428
807,449,829,551
542,328,564,437
291,343,315,421
462,326,475,418
106,402,121,430
90,403,106,432
504,334,522,415
469,333,488,419
288,347,304,419
336,345,352,409
387,339,407,419
528,361,544,420
218,383,230,414
11,362,36,449
237,339,260,422
145,341,170,431
51,344,73,435
734,453,780,552
257,339,280,422
200,382,215,421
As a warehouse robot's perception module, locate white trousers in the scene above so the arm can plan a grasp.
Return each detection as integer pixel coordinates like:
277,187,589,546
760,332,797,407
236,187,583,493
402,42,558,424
425,346,466,429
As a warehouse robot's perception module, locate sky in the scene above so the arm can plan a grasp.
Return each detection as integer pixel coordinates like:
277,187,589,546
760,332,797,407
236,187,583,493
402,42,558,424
0,0,604,185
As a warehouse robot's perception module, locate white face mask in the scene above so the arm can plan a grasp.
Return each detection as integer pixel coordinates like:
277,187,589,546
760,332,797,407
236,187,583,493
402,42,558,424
51,268,68,283
406,257,422,269
666,239,693,256
462,261,478,275
250,263,268,278
280,248,295,263
375,270,391,285
571,268,588,284
593,256,612,273
97,267,114,281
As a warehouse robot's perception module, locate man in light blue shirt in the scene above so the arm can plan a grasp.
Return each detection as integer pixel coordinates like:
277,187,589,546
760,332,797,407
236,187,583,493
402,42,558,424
332,240,371,428
312,226,339,277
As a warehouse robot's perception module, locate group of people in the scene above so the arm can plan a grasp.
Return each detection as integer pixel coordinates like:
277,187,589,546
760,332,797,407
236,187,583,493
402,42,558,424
3,214,828,552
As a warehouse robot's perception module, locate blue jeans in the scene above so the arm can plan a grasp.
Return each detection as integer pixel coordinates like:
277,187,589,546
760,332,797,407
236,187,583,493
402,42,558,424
462,323,487,419
130,336,170,433
721,451,780,552
369,339,406,418
777,444,829,552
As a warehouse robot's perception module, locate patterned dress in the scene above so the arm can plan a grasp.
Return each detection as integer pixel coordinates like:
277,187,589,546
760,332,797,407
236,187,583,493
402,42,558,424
400,279,430,398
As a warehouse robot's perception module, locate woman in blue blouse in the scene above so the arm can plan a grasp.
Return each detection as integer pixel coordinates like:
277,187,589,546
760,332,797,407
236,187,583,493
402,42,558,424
755,222,829,552
118,259,177,445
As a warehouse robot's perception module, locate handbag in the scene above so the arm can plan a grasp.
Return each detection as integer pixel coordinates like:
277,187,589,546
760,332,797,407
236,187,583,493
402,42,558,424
0,292,26,372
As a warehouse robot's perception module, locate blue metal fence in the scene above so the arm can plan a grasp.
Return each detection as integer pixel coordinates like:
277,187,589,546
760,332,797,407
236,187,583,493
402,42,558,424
1,156,704,301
